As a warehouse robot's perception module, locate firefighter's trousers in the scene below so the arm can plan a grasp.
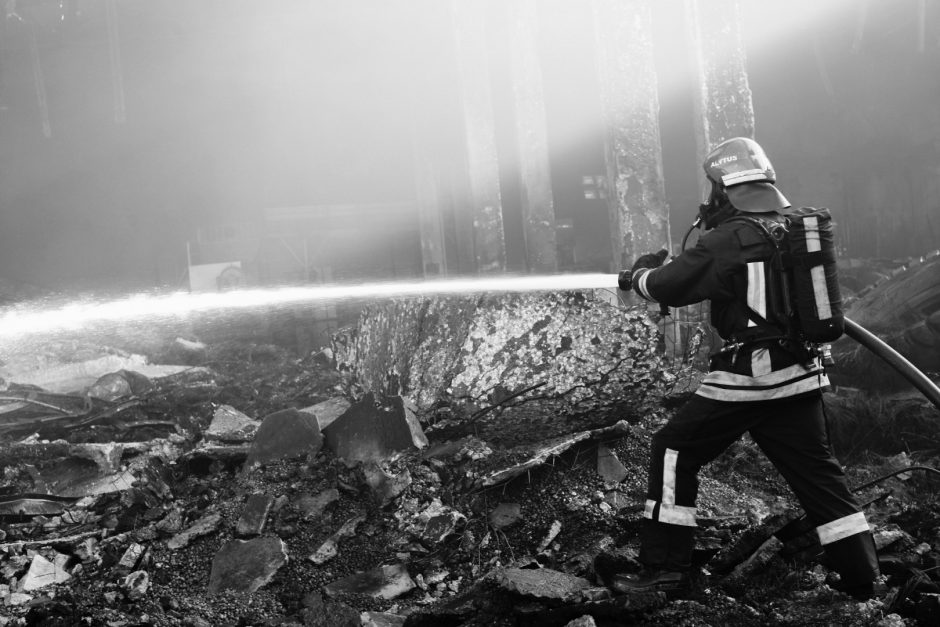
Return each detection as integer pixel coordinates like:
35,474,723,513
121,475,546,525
640,393,879,589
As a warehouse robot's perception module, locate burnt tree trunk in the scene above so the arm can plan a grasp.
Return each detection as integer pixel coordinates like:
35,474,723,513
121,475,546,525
451,0,506,274
591,0,671,271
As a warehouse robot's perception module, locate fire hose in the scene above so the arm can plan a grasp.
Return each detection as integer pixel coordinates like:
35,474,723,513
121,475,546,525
843,317,940,412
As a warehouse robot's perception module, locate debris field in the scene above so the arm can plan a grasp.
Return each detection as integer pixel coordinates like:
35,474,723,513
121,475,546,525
0,289,939,627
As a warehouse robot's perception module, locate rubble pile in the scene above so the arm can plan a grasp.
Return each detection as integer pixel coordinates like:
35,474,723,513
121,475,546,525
0,291,938,625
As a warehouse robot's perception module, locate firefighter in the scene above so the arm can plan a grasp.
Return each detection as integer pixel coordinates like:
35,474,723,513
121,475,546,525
612,137,880,599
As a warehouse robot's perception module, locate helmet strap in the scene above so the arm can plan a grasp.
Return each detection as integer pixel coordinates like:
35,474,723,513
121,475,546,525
698,182,736,229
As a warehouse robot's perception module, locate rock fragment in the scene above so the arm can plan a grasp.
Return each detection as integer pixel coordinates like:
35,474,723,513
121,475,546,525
489,503,522,529
537,520,563,553
207,536,288,594
116,542,146,573
324,563,416,600
874,524,915,551
596,444,629,483
206,405,258,442
123,570,149,601
309,514,366,565
235,493,274,537
494,567,592,601
362,463,412,506
323,393,427,464
246,408,324,466
299,397,351,431
87,369,152,401
21,553,71,590
167,511,222,550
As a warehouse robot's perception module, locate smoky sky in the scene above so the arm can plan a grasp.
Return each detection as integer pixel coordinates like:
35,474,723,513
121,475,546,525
0,0,936,291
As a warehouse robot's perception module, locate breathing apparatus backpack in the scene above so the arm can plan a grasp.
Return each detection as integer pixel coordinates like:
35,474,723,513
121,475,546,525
731,207,845,356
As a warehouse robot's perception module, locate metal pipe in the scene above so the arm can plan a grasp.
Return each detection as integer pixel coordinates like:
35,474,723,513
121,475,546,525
844,316,940,411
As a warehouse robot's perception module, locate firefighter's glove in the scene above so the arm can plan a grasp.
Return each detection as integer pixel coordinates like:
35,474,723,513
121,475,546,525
617,269,633,291
631,249,670,277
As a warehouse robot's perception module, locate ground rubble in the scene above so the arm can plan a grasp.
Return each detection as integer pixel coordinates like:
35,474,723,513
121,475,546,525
0,294,938,625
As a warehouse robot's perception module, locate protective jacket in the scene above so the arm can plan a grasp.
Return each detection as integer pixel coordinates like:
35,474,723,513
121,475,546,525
632,212,829,402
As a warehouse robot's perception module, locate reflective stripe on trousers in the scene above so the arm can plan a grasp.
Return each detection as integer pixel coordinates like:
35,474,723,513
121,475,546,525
816,511,870,545
644,447,698,527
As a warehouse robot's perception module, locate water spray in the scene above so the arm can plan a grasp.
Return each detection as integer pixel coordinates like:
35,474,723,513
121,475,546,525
0,273,622,339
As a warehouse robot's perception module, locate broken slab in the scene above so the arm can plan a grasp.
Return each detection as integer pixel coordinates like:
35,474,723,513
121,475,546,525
362,463,412,506
299,397,351,431
54,468,137,498
323,394,428,465
206,405,258,443
596,444,628,484
246,408,323,466
167,511,222,550
323,563,416,600
116,543,146,573
309,514,367,565
235,493,274,537
21,553,71,591
207,536,288,594
493,567,592,601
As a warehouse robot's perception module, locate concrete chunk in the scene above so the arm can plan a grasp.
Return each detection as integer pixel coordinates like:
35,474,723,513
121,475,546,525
494,567,592,601
167,511,222,550
309,514,367,565
21,554,71,591
323,394,427,465
362,463,412,506
299,397,352,431
116,543,146,573
207,536,288,594
246,408,323,466
123,570,149,601
323,563,416,600
236,493,274,537
596,444,629,484
207,405,258,443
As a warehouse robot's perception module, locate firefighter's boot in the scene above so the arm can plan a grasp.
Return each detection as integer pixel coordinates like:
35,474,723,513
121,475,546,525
610,521,694,595
824,531,881,600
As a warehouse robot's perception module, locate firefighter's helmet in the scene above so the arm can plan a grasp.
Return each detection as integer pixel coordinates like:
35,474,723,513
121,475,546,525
703,137,790,213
